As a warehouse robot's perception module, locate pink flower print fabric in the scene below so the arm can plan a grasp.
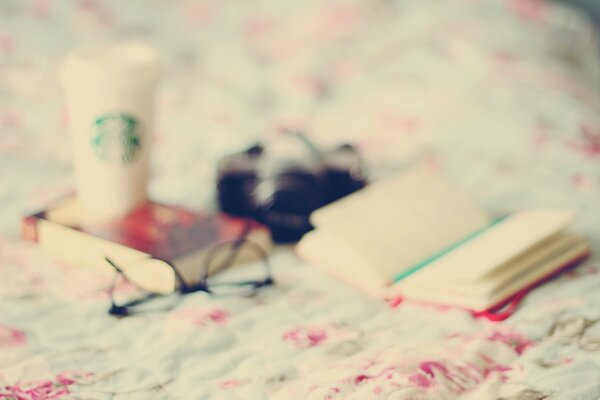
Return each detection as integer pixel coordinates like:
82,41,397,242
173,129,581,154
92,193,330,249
0,325,26,349
0,371,92,400
282,324,358,348
275,330,532,399
0,0,599,398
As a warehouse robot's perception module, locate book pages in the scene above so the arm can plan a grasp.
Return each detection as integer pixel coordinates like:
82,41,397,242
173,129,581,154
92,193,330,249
310,166,492,280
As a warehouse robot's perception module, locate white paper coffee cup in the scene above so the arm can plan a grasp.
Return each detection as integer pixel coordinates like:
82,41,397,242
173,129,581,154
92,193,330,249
61,42,160,221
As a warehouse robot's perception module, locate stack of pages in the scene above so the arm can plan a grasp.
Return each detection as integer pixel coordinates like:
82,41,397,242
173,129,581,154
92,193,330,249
297,166,591,313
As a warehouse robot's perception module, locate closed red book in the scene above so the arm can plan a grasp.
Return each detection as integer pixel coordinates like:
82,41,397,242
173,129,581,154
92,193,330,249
22,196,272,293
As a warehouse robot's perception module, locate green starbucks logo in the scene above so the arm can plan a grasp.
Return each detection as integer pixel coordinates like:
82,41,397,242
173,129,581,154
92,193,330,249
91,113,142,164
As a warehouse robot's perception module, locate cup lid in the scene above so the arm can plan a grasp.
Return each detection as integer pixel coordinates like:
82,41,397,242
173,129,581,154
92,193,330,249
61,42,160,86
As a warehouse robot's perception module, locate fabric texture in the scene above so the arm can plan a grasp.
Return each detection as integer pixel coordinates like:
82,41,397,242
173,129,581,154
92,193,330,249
555,0,600,32
1,0,599,398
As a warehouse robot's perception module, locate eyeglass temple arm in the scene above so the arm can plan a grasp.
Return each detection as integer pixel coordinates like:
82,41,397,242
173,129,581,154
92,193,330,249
199,237,274,291
197,221,252,285
104,256,124,273
104,257,130,316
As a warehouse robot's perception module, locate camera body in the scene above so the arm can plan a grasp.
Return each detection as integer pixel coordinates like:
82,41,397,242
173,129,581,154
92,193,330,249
216,137,366,242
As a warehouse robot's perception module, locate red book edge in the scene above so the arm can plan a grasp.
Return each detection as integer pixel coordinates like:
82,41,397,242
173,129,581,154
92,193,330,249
22,213,44,243
387,251,591,322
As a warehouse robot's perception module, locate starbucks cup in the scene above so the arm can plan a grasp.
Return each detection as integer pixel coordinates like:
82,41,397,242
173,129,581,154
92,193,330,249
61,42,160,221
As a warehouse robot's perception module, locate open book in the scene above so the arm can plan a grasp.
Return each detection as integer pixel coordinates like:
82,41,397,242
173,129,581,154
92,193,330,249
297,166,591,315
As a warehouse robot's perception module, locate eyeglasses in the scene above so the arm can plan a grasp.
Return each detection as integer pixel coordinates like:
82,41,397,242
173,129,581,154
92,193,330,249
105,236,274,317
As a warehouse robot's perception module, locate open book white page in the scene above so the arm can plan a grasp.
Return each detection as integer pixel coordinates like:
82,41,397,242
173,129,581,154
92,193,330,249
404,209,575,283
309,165,492,280
297,229,388,296
391,235,590,310
395,232,584,295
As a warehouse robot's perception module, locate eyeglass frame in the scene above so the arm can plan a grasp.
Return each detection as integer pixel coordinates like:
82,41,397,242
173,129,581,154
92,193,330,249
105,235,274,317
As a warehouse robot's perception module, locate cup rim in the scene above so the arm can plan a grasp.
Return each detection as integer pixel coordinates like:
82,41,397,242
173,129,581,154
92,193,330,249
61,41,160,85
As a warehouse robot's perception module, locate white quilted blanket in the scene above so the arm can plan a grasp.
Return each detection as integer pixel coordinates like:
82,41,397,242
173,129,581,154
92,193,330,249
1,0,599,398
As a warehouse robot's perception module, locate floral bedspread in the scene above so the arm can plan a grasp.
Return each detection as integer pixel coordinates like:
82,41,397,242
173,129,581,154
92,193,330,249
1,0,600,398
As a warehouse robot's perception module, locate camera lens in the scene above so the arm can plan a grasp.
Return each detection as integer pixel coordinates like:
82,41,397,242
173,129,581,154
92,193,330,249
254,174,324,242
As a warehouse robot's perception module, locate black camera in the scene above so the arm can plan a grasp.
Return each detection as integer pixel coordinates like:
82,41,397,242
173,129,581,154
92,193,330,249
216,133,367,242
